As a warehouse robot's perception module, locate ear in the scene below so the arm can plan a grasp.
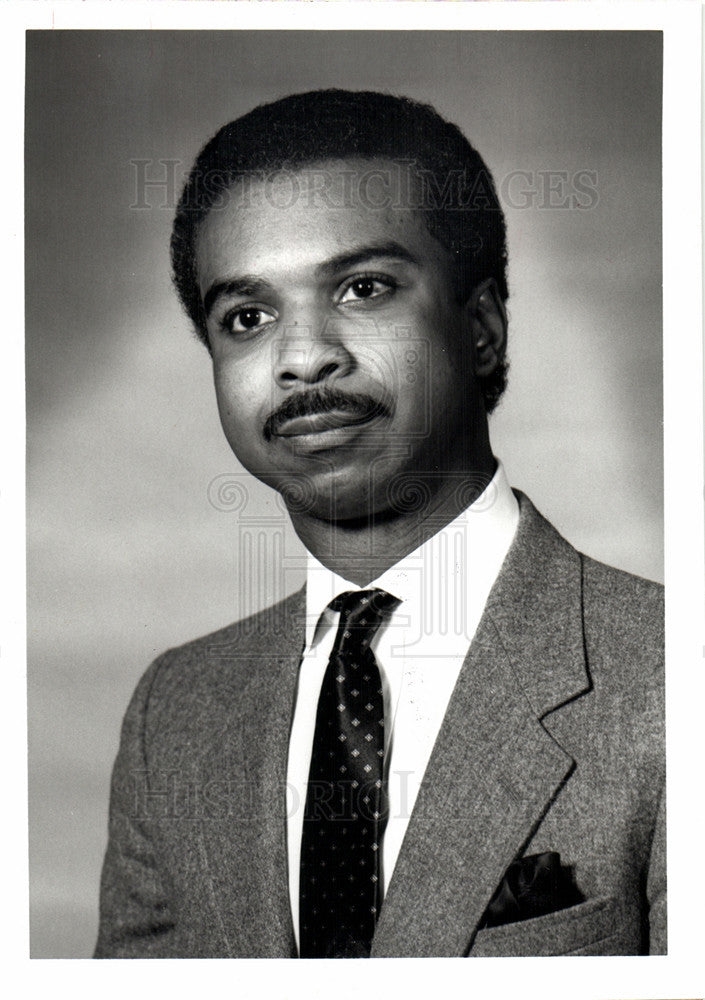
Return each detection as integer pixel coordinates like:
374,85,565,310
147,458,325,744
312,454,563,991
466,278,508,377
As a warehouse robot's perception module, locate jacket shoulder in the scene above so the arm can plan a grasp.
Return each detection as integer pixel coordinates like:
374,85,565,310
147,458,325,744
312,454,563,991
157,586,305,664
512,492,663,686
581,554,663,646
131,587,306,732
580,554,664,707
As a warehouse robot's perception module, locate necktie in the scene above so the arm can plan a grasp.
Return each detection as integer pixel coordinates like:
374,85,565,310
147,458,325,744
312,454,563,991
299,588,399,958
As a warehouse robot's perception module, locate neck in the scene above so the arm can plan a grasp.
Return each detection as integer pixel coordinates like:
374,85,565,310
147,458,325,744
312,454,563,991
290,452,497,587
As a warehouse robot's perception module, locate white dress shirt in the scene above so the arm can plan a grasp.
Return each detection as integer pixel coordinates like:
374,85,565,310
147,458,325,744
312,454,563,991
285,462,520,949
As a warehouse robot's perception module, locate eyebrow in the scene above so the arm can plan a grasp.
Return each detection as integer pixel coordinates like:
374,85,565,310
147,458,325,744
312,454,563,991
203,276,274,320
202,242,421,319
314,242,421,278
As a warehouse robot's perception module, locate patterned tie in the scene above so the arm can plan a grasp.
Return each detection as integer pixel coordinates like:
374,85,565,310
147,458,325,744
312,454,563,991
299,588,399,959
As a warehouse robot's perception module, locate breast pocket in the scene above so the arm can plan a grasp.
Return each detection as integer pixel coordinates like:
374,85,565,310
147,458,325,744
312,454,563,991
467,897,628,957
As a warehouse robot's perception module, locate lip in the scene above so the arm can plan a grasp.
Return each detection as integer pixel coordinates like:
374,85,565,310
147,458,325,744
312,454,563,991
272,408,386,453
274,408,380,438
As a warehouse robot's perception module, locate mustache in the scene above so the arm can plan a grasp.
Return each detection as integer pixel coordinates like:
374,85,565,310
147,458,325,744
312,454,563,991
264,386,392,440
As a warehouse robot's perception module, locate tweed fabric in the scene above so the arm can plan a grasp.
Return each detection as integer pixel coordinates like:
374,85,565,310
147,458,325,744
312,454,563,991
94,492,665,958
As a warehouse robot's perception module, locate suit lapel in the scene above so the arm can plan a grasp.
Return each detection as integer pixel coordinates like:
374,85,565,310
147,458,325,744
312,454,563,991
195,588,306,957
371,494,591,957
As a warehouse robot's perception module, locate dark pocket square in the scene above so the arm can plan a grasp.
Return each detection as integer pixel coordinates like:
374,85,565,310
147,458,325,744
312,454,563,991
480,851,585,930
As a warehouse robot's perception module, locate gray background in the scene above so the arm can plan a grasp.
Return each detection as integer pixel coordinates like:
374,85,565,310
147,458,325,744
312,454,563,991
26,30,662,958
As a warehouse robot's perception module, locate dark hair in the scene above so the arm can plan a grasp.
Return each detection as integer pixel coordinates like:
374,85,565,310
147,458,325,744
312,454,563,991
171,89,508,411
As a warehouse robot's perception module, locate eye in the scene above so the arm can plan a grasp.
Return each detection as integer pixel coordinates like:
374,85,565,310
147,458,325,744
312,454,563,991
337,274,395,305
221,305,277,336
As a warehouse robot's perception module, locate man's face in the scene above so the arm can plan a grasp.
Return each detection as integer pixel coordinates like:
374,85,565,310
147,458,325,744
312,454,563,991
195,160,488,522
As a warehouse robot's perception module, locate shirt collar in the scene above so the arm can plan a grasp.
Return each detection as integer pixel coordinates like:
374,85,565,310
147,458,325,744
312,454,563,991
303,461,519,649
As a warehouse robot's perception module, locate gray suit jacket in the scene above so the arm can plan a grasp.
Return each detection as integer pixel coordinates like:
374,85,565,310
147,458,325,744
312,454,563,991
95,493,665,958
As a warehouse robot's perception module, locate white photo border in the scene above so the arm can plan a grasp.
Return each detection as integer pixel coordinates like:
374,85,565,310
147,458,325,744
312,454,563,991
3,2,702,999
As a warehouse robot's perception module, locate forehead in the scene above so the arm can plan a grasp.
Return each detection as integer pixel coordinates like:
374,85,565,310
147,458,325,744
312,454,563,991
195,159,450,291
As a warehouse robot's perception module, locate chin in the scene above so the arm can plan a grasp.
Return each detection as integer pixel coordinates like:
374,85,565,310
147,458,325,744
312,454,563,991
288,488,374,524
271,467,381,524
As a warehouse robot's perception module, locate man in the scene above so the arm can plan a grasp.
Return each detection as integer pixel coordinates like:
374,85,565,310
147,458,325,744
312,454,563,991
95,90,664,958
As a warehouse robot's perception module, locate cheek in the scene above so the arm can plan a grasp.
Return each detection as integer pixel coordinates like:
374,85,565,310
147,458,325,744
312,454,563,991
213,353,261,412
212,363,236,417
212,364,256,447
400,327,462,398
216,344,284,418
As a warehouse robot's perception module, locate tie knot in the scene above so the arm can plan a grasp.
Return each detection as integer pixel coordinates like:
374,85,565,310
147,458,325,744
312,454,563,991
330,589,398,649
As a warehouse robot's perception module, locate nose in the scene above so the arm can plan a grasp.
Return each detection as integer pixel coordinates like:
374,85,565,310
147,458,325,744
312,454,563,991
274,316,354,389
